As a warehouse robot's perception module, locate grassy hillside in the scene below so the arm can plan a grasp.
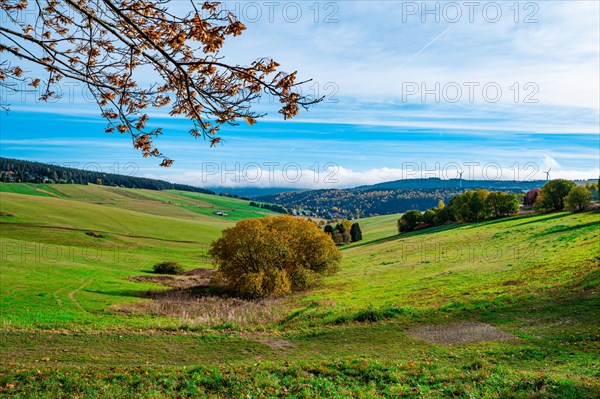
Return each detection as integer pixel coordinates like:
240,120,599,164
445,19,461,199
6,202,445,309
0,182,275,220
292,212,599,327
0,184,276,331
1,184,599,397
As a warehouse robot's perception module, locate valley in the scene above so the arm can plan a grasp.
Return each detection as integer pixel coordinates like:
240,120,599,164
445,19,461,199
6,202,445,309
1,183,598,397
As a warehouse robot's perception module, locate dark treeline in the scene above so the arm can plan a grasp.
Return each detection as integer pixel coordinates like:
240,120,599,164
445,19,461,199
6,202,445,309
218,192,250,201
398,190,521,233
258,188,469,219
249,201,288,214
0,158,215,194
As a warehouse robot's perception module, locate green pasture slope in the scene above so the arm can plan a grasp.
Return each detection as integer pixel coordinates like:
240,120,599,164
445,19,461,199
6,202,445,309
0,183,599,398
0,182,275,221
0,184,276,330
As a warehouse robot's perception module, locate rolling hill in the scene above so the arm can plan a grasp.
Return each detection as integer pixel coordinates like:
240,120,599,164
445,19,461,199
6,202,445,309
256,178,599,219
0,184,279,331
256,180,553,219
0,157,215,194
354,177,547,191
0,183,599,397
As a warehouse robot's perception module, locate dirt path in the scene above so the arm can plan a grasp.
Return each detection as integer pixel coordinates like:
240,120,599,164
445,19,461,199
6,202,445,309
406,321,515,345
239,333,295,351
68,279,94,312
53,277,96,312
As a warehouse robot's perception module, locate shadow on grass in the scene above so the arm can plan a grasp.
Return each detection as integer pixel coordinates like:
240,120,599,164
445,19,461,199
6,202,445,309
347,212,580,250
461,211,580,230
87,273,236,301
139,269,155,274
533,220,600,237
85,289,144,298
95,280,285,326
345,211,599,251
513,212,572,227
142,285,233,300
347,223,464,249
462,213,536,228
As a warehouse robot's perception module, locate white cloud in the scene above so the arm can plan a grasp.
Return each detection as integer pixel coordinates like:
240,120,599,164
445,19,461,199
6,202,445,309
150,157,599,189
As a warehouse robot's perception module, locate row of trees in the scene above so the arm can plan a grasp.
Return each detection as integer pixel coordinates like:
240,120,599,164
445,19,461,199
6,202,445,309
0,158,215,194
218,193,251,201
528,180,594,212
450,190,520,222
248,201,288,214
323,220,363,245
398,190,520,233
398,180,597,234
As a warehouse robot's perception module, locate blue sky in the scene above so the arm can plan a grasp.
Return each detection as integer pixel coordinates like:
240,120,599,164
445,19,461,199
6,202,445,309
1,1,598,188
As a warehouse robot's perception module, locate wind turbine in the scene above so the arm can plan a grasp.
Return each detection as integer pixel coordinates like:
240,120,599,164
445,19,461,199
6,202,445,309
458,170,464,188
543,168,551,181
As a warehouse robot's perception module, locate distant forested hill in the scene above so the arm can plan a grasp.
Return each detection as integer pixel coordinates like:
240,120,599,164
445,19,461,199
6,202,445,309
0,157,214,194
355,178,546,191
258,179,547,219
258,188,463,218
208,186,304,198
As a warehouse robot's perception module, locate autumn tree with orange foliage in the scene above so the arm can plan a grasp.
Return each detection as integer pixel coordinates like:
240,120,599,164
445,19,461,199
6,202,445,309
209,215,342,298
0,1,320,165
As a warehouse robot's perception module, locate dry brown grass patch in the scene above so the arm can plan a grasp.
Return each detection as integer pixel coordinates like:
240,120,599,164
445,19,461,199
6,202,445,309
128,267,213,289
406,321,516,345
113,268,288,326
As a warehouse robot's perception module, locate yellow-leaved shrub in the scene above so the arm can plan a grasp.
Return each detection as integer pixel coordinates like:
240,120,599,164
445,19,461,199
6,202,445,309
209,215,342,298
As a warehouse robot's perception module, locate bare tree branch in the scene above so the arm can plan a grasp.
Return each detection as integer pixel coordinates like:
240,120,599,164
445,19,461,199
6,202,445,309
0,0,322,166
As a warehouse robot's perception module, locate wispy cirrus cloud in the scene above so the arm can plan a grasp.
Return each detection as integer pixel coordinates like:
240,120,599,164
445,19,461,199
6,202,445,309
0,1,598,187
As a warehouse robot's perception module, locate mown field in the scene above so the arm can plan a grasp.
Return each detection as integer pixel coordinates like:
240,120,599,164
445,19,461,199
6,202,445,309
0,183,599,398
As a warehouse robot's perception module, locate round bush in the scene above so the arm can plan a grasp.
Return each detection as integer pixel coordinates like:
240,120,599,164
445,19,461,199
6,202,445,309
209,215,342,298
153,261,185,275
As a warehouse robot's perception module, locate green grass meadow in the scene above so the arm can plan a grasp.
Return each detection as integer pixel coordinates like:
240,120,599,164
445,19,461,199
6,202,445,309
0,183,599,398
